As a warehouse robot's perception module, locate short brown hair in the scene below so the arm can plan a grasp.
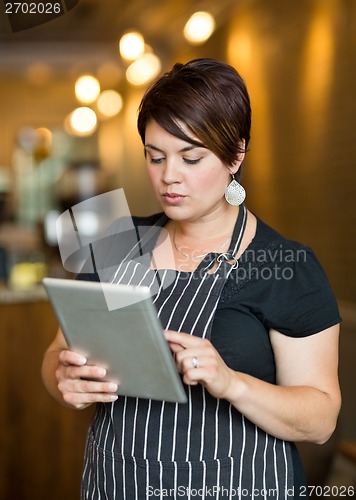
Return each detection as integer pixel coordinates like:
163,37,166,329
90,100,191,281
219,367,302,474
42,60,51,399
137,58,251,180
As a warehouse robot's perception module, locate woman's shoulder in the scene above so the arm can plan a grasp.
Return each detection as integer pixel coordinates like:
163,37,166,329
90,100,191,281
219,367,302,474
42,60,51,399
221,215,341,336
251,216,310,253
222,215,327,299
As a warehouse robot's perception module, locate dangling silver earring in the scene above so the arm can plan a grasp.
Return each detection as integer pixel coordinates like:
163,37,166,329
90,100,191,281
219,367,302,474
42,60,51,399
224,174,246,206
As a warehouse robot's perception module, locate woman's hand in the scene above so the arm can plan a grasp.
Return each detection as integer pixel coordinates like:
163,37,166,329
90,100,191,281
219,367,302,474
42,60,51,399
55,349,118,410
164,330,234,399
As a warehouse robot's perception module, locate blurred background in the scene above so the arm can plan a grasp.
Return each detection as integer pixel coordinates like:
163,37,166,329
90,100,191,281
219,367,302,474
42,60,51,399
0,0,355,498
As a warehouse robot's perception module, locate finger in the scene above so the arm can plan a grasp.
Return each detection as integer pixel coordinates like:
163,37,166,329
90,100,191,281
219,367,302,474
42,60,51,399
164,330,204,349
59,349,87,366
181,365,202,386
58,379,119,401
175,349,207,367
62,388,118,408
167,341,186,354
179,354,207,372
57,363,108,383
177,354,219,381
174,352,201,377
74,379,118,395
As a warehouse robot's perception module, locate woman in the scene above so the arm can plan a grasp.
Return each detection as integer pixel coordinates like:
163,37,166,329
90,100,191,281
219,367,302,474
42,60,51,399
42,59,341,499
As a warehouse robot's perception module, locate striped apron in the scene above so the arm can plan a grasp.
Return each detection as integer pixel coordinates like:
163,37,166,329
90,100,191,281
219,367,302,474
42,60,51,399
81,205,294,499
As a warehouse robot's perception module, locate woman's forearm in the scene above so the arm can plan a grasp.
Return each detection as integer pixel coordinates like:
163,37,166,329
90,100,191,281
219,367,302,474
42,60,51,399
225,371,341,444
41,347,74,408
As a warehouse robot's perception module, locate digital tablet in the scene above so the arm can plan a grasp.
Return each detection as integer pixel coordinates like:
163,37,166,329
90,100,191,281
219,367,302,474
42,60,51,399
42,277,187,403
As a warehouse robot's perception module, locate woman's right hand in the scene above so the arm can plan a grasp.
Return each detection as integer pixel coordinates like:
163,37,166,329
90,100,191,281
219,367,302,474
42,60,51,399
56,349,119,410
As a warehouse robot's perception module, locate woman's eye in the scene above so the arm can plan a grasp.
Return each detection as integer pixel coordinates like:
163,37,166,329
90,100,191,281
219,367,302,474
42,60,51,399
150,157,164,164
184,157,202,165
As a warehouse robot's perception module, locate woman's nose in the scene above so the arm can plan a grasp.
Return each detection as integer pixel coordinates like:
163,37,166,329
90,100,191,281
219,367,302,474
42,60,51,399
161,159,182,184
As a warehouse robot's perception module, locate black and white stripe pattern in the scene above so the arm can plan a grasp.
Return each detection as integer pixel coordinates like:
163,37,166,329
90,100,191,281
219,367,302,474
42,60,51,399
82,206,294,499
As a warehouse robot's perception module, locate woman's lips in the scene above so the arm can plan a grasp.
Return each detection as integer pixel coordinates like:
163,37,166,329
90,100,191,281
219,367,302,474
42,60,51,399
162,193,186,206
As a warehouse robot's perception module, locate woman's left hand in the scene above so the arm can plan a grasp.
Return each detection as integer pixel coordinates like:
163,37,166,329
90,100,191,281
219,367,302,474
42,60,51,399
164,330,234,399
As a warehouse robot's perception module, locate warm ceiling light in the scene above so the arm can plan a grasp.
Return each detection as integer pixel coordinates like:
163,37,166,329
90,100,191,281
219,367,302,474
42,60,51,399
126,53,161,86
97,90,123,118
119,32,145,61
75,75,100,104
68,107,97,136
184,11,216,44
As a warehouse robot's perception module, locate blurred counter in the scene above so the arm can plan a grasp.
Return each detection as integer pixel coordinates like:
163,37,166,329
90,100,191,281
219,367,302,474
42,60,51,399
0,221,67,295
0,282,93,500
0,284,48,304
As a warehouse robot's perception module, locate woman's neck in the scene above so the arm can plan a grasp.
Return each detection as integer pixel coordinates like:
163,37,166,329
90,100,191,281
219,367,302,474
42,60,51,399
171,205,239,242
151,207,256,272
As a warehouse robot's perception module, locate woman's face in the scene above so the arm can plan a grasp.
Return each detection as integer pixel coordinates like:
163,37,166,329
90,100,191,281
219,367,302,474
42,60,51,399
144,120,239,222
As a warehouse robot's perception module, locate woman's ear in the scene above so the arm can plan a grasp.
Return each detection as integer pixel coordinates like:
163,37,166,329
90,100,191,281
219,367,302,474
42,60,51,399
230,140,246,175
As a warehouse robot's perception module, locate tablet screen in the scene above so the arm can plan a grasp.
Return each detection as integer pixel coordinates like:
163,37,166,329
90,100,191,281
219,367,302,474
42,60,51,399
43,277,187,403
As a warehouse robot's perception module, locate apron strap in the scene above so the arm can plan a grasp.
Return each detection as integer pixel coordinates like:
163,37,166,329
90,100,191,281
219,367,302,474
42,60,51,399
196,204,247,275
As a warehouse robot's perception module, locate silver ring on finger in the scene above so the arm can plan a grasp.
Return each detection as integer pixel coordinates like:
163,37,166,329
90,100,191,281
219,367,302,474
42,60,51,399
191,356,199,369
